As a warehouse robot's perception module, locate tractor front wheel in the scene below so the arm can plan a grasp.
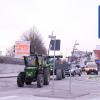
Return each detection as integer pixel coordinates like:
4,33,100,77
56,69,62,80
44,68,50,85
62,69,65,79
37,74,44,88
17,72,25,87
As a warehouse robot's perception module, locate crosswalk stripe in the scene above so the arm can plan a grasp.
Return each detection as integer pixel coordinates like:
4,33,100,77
0,96,18,100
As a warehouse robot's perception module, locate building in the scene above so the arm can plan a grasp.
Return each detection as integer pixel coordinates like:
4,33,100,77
93,50,100,71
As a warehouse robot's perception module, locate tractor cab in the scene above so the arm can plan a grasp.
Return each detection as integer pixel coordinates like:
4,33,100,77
24,55,39,67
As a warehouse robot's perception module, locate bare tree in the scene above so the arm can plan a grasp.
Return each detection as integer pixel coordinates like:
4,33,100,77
21,27,47,55
6,46,15,57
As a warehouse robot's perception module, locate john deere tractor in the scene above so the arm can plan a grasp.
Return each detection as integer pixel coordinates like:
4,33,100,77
17,54,50,88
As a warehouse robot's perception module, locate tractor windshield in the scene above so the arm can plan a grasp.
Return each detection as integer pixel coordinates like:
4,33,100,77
24,56,38,67
47,58,53,64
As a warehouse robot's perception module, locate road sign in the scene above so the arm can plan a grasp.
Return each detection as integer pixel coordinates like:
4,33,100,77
98,6,100,38
48,35,56,39
50,40,60,50
15,41,30,58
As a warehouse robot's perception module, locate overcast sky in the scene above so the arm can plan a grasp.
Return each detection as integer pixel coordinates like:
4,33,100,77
0,0,100,56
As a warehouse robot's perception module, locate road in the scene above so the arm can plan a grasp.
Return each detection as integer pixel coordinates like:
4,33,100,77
0,74,100,100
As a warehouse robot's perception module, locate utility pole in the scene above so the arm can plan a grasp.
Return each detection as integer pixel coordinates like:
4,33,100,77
48,32,56,94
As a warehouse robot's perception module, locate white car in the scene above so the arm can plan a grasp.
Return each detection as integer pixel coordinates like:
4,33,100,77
84,61,98,75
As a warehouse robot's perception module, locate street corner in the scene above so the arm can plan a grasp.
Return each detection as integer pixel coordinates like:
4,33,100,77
74,74,100,82
34,89,90,99
86,75,100,81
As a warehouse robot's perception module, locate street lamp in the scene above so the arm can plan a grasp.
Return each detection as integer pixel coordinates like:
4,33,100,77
69,40,79,94
72,41,79,57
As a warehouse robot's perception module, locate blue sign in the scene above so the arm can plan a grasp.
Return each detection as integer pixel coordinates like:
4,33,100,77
95,60,100,63
98,6,100,38
50,40,60,50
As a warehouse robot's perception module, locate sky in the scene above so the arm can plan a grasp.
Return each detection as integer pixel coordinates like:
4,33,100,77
0,0,100,56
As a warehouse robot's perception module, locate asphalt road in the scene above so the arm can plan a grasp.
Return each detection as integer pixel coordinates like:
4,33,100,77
0,74,100,100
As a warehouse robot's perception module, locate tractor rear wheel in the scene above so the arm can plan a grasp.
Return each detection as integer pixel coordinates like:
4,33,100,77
62,69,65,79
44,68,50,85
17,72,25,87
37,74,44,88
56,69,62,80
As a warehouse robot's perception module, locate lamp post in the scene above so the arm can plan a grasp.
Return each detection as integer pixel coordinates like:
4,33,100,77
69,40,79,94
48,32,56,94
72,41,79,58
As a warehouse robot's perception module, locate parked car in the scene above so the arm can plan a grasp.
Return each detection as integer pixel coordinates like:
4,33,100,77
65,64,82,76
84,61,98,75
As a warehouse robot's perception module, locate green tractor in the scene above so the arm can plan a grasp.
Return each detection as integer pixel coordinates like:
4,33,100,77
17,54,50,88
47,55,65,80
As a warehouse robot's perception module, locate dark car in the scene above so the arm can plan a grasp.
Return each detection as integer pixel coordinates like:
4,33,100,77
65,64,82,76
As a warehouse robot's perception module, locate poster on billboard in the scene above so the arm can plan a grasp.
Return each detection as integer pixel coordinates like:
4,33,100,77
15,41,30,58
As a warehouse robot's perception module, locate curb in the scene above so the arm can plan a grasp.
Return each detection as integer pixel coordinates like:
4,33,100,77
0,73,18,78
0,76,17,78
34,91,90,99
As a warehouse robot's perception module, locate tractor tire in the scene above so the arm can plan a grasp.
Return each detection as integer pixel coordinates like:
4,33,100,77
25,81,31,85
44,68,50,85
62,69,65,79
56,69,62,80
17,72,25,87
37,74,44,88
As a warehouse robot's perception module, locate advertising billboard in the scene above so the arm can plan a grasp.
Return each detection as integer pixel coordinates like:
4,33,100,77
15,41,30,58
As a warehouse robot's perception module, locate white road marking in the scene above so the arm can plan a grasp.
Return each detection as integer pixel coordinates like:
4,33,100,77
0,96,18,100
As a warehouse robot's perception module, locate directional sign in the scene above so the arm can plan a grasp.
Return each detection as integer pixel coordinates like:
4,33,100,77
50,39,60,50
48,35,56,39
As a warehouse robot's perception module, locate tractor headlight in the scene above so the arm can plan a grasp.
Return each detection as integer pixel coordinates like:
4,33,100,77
50,68,53,70
26,72,33,76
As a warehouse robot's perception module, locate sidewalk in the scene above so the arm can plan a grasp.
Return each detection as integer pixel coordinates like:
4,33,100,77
0,73,18,78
